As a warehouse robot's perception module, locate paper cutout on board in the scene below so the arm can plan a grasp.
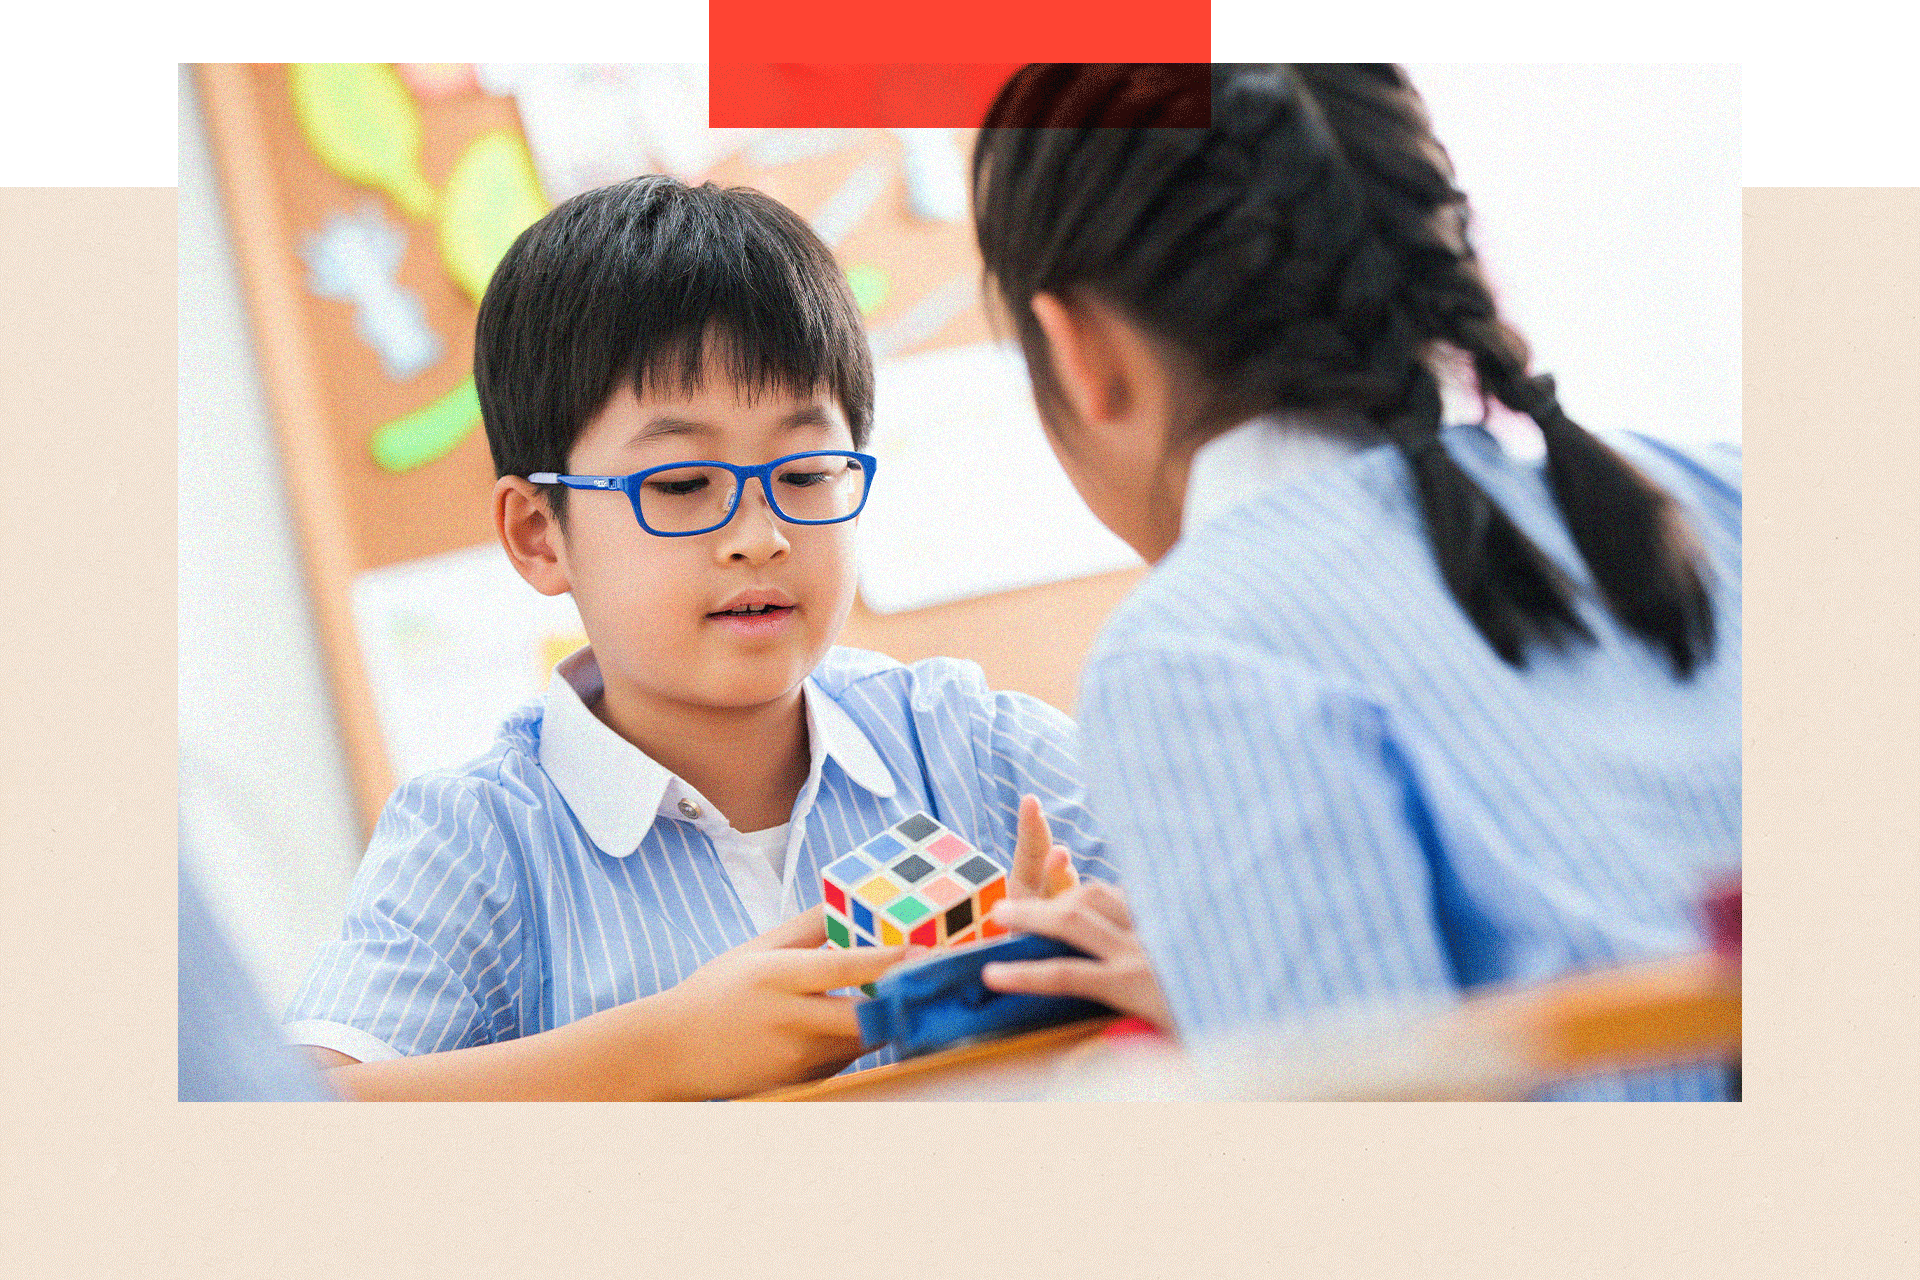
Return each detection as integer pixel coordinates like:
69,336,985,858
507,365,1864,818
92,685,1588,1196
846,263,890,316
353,544,587,782
369,377,481,474
539,631,589,682
870,272,976,360
856,342,1141,614
810,153,893,248
891,129,968,222
479,64,756,199
288,63,436,222
746,129,861,169
397,63,479,100
438,130,550,305
300,202,443,380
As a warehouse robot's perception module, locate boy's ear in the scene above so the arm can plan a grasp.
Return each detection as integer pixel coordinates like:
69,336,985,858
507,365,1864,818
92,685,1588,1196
495,476,572,596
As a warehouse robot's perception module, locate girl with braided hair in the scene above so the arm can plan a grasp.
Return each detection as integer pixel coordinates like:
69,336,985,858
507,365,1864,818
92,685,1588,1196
973,64,1740,1099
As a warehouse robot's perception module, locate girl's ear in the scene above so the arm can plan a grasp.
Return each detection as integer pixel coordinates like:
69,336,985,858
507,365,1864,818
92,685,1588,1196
1031,292,1125,427
495,476,573,596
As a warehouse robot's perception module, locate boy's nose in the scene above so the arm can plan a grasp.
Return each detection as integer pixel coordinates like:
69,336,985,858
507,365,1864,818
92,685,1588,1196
716,479,791,563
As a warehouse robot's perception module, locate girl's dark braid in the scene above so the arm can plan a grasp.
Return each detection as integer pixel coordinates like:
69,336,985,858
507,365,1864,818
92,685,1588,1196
974,64,1717,676
1284,64,1715,675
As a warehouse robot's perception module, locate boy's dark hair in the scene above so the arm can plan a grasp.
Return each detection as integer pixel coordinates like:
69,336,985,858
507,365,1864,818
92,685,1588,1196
476,175,874,521
973,64,1717,679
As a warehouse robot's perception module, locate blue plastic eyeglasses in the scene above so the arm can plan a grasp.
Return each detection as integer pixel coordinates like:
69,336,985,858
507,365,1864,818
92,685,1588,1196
530,450,877,538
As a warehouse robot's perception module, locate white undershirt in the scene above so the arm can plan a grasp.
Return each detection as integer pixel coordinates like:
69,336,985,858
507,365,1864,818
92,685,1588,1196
706,821,793,935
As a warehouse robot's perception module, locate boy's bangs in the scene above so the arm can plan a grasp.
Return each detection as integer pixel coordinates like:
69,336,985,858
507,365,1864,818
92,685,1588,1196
629,322,839,414
614,183,873,439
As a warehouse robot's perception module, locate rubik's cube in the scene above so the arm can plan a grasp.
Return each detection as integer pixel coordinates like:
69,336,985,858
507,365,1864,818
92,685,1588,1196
823,813,1009,966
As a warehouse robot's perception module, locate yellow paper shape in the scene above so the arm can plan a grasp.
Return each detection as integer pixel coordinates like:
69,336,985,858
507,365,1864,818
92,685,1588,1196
289,63,437,222
540,632,588,677
369,376,481,473
439,130,550,305
846,262,890,316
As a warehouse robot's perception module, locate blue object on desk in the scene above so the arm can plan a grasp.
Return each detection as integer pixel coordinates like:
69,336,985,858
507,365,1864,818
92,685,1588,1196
856,934,1116,1058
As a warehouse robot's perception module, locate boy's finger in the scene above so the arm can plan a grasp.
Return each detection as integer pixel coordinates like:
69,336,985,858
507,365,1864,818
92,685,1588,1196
1010,794,1053,899
790,994,868,1042
773,943,919,992
1042,845,1080,897
743,905,827,952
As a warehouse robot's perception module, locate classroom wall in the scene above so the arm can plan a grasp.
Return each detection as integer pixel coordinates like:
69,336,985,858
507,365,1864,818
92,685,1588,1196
179,67,361,1011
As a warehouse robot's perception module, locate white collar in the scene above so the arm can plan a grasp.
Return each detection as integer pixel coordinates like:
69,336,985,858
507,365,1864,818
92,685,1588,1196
537,647,897,857
1182,410,1374,536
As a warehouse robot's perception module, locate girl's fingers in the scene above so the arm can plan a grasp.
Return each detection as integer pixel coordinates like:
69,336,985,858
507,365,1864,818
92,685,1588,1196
990,893,1128,960
980,957,1108,1000
1076,878,1134,929
1010,794,1054,899
1042,845,1080,897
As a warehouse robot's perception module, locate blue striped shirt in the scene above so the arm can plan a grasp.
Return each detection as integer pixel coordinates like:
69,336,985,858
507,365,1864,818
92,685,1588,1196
1080,420,1741,1100
286,646,1114,1080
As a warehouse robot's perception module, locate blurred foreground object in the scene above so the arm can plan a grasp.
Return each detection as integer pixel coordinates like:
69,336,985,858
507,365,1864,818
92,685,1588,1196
756,949,1737,1101
179,859,336,1101
1057,950,1740,1102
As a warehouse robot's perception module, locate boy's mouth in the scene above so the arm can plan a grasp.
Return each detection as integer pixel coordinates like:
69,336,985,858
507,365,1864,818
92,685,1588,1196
709,603,791,618
706,589,798,633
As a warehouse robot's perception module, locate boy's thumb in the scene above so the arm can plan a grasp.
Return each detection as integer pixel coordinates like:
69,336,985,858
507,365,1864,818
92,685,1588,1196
744,905,827,951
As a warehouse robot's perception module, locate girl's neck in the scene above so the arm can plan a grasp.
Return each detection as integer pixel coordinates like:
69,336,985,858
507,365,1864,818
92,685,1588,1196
594,682,811,833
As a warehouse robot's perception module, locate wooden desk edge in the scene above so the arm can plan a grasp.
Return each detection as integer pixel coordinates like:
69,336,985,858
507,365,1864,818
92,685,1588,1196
749,1016,1123,1100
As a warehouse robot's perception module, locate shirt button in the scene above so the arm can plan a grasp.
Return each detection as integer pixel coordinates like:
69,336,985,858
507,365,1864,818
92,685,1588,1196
677,798,701,820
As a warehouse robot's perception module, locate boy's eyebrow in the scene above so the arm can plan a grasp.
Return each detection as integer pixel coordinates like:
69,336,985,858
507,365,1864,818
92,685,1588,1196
628,416,711,445
778,404,836,430
626,404,838,447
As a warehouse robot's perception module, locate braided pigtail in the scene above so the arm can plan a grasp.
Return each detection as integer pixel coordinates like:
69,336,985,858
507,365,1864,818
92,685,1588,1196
974,63,1719,676
1487,367,1717,677
1384,366,1591,666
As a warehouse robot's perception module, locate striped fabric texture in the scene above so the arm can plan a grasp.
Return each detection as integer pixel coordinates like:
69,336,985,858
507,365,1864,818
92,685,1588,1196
285,647,1114,1079
1079,424,1742,1101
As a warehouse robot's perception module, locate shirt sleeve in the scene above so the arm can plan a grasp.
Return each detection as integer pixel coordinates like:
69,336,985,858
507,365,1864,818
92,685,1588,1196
973,686,1119,885
283,774,528,1060
1078,635,1459,1041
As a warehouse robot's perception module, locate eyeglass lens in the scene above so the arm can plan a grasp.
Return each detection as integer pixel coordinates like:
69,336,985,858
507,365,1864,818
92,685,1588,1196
636,454,868,533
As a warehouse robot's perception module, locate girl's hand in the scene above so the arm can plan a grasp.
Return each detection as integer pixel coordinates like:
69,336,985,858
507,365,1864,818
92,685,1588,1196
1009,794,1081,899
979,880,1176,1035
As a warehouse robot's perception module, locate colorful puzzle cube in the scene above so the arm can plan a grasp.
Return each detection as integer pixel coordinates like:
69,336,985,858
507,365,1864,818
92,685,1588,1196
823,812,1010,991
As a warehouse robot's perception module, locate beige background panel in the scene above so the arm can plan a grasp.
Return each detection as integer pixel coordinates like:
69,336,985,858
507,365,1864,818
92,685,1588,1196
5,189,1918,1274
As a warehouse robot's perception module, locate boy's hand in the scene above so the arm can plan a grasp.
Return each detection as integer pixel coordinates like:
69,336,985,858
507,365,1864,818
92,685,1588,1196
647,906,920,1099
980,880,1176,1035
1010,794,1081,900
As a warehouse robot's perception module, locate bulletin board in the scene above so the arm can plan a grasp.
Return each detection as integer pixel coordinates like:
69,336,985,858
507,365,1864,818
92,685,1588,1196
196,63,1142,837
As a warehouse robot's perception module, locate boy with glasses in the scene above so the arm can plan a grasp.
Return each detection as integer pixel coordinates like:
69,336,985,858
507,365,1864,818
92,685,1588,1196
284,176,1115,1099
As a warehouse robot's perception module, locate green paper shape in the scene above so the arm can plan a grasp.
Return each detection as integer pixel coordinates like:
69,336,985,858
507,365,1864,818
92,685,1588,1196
288,63,437,222
846,262,890,316
439,130,549,306
370,376,481,474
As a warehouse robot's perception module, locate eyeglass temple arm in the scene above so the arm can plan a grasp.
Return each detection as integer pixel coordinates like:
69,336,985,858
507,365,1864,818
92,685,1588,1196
527,473,621,489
